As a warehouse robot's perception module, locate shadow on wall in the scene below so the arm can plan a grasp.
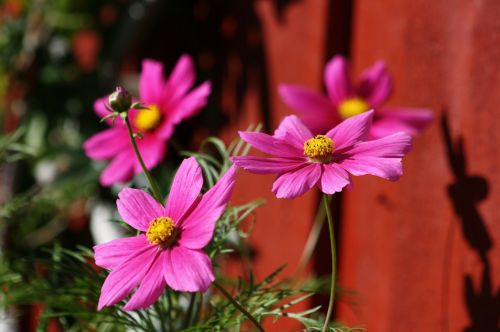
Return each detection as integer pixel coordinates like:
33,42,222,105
440,111,500,332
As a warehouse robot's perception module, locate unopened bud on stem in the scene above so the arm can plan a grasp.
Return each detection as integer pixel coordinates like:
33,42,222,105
108,86,132,113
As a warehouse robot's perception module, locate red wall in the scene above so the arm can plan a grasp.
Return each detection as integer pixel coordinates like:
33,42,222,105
224,0,500,330
338,1,500,331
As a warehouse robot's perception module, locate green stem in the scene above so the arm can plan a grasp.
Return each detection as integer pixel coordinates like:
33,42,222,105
213,281,265,332
292,195,329,284
322,194,336,332
183,293,196,329
124,116,163,203
166,289,174,331
153,302,167,332
191,293,202,326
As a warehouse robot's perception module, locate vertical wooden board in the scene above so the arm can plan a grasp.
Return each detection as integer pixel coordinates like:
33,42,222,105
219,0,329,330
338,0,500,331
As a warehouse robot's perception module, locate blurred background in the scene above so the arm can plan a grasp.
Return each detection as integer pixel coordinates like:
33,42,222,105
1,0,499,331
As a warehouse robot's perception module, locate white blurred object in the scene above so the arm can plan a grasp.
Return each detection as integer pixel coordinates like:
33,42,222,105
0,230,16,331
48,37,68,60
90,203,126,245
34,159,58,185
0,308,16,331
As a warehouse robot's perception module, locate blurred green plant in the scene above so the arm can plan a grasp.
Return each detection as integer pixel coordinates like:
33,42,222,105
0,136,328,331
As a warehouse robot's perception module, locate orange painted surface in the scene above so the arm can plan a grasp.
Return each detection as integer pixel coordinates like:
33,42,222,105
338,1,500,331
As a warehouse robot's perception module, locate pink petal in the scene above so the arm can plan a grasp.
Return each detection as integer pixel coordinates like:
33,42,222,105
319,163,351,194
83,128,128,161
97,244,158,310
94,97,123,126
178,166,236,249
348,131,413,157
123,255,166,311
356,60,392,108
164,54,196,106
133,135,167,173
139,59,166,103
94,97,109,119
167,81,211,126
272,164,321,199
155,121,175,141
326,110,374,150
164,246,215,292
339,157,404,181
100,151,135,187
238,131,301,157
156,82,211,140
117,188,165,231
324,55,353,105
278,84,337,134
231,156,305,174
370,107,434,138
273,115,313,150
339,132,412,181
94,235,148,270
164,158,203,221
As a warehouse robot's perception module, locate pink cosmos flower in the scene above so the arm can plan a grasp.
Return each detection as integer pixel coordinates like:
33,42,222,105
232,111,411,199
279,55,433,138
94,157,236,311
84,55,211,186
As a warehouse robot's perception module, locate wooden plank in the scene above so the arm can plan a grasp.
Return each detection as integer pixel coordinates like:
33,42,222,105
338,1,500,331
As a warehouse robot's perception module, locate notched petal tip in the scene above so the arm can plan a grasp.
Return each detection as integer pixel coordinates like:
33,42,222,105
116,188,164,231
327,54,348,67
178,53,194,64
142,58,163,69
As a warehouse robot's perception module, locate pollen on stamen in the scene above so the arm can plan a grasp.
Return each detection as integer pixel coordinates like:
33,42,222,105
146,217,177,247
304,135,334,163
135,105,162,132
338,97,370,119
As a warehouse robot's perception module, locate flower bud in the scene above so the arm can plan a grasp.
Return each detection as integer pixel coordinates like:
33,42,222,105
108,86,132,113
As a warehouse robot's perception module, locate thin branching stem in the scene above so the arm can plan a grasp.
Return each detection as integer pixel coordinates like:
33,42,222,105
322,194,336,332
136,308,157,332
213,280,265,332
124,116,163,202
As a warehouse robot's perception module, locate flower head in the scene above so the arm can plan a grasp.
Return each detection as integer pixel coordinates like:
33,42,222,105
279,55,433,138
84,55,211,186
232,111,412,199
94,158,237,311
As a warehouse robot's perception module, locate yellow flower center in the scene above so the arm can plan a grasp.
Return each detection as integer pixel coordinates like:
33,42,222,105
146,217,177,247
338,97,370,119
304,135,334,163
135,105,162,132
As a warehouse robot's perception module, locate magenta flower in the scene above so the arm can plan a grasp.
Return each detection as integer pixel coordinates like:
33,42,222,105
232,111,411,199
279,55,432,138
94,158,236,311
84,55,211,186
